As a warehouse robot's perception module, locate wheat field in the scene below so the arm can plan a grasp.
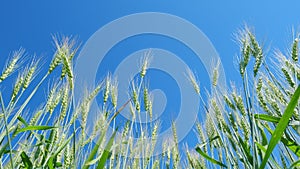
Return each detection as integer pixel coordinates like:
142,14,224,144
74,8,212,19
0,27,299,169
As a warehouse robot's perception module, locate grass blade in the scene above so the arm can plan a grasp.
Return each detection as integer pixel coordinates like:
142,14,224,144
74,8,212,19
20,151,33,169
195,147,227,168
280,135,300,157
96,129,117,169
15,125,57,135
47,132,75,168
83,100,128,169
262,122,300,157
17,116,29,126
82,129,106,169
289,160,300,169
255,142,282,168
259,85,300,169
237,136,253,165
197,135,220,149
254,114,281,123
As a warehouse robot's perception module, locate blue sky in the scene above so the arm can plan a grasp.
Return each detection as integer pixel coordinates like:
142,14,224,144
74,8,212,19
1,0,300,156
1,1,300,80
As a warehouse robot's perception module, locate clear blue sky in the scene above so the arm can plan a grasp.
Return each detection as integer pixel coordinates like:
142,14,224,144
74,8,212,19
1,0,300,155
1,1,300,81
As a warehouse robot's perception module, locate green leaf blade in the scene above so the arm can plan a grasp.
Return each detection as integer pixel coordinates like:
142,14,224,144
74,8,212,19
195,147,227,168
259,85,300,169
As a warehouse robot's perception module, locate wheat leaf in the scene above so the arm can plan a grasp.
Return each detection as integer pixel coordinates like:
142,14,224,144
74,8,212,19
96,129,117,169
195,146,227,168
254,114,281,123
15,125,57,135
260,85,300,169
20,151,33,169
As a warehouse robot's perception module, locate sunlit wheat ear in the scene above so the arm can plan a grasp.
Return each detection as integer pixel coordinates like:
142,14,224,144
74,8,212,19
52,128,59,144
135,100,141,112
239,116,250,141
253,50,263,77
247,30,260,57
211,99,230,134
140,50,152,78
130,79,137,99
172,147,180,169
296,67,300,81
242,39,251,67
0,49,24,83
87,83,103,103
205,115,216,139
61,50,73,82
63,61,74,90
186,148,199,169
211,99,221,122
59,84,69,121
196,122,208,153
148,95,153,119
280,53,300,82
256,77,271,114
130,81,141,112
22,61,38,90
224,94,236,110
248,30,264,77
266,78,287,104
46,84,62,114
165,138,172,168
291,37,299,62
269,97,281,116
49,36,78,81
228,112,238,133
49,36,63,74
110,77,118,109
239,43,251,77
185,67,200,95
29,109,42,126
80,100,90,133
79,84,103,130
235,27,251,77
48,51,61,74
121,121,130,139
282,67,295,88
64,143,71,168
232,92,247,117
143,86,149,111
132,158,139,168
151,122,159,143
152,159,160,169
171,122,179,147
212,59,220,87
162,140,168,159
11,73,24,102
45,83,57,113
103,74,111,104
